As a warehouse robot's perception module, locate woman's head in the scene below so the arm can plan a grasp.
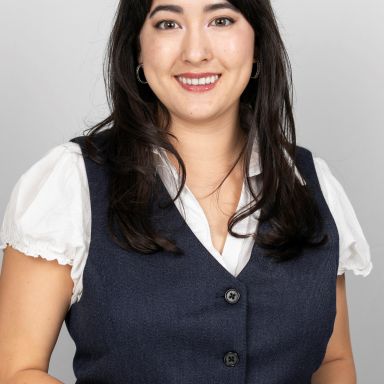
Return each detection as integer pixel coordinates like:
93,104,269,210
83,0,327,260
137,0,255,123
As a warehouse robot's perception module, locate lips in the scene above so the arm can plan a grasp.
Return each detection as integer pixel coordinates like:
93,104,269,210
174,74,221,92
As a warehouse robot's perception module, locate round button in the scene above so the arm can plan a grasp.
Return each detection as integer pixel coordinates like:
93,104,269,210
223,351,239,367
224,288,240,304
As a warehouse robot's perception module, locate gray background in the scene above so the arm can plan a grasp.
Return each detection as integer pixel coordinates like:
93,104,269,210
0,0,383,382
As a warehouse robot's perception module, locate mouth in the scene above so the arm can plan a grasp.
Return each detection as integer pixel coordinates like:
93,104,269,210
174,74,222,93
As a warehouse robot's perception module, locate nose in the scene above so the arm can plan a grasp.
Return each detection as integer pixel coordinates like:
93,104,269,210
180,25,213,64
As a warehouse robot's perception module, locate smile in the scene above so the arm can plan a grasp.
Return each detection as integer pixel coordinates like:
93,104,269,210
174,74,221,93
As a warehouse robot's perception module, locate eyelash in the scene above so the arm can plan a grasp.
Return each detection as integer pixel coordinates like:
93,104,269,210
154,17,235,30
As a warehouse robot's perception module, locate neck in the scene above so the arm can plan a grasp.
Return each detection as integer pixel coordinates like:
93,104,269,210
164,108,247,188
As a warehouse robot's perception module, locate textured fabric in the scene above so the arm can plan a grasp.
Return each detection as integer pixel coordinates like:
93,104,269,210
64,133,340,383
0,141,373,309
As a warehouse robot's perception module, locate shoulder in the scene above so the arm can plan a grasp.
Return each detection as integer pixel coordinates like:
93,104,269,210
301,152,373,277
0,141,89,257
294,145,313,161
69,130,111,157
295,144,312,156
292,145,316,174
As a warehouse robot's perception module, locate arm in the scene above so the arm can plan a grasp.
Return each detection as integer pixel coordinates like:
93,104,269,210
311,274,357,384
4,370,63,384
0,245,73,383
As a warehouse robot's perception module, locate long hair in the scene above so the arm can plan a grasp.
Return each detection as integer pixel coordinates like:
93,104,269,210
79,0,327,262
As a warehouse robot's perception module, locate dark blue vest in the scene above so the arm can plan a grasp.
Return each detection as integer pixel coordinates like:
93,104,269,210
65,133,339,384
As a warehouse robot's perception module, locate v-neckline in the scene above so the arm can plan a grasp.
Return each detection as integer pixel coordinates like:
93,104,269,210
153,171,265,283
179,171,247,258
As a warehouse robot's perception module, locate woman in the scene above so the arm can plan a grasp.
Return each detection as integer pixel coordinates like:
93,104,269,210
0,0,372,383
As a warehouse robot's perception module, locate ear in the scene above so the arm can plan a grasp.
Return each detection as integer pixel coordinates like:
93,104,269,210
136,37,143,63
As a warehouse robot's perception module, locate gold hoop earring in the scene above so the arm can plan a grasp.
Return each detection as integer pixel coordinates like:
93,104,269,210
250,59,261,79
136,63,148,84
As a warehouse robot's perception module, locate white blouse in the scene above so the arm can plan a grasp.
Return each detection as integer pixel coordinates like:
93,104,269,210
0,142,373,310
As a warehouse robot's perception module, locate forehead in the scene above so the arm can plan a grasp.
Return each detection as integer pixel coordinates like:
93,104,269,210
148,0,241,18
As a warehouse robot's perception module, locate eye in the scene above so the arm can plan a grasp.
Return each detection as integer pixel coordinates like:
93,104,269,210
154,17,235,30
210,17,235,27
154,20,180,30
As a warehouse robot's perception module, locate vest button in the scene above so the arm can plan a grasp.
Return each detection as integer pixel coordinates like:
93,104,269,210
224,288,240,304
223,351,239,367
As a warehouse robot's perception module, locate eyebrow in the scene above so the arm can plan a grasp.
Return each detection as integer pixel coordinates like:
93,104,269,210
148,2,240,19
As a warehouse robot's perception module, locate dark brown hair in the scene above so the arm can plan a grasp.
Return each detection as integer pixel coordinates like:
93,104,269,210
80,0,327,262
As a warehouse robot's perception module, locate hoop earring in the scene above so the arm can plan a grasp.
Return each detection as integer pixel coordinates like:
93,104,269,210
136,63,148,84
250,59,261,79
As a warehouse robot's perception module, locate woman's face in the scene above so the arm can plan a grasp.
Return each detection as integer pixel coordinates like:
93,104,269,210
138,0,255,123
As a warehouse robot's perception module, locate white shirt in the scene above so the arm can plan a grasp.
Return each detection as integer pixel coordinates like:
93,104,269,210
0,141,373,309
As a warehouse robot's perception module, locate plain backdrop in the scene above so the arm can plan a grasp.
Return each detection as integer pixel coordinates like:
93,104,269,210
0,0,383,382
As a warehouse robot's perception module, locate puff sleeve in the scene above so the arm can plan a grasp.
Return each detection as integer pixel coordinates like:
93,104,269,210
313,157,373,277
0,142,90,307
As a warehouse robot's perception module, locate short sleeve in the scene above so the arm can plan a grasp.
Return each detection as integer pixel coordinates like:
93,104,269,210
0,142,91,308
313,157,373,277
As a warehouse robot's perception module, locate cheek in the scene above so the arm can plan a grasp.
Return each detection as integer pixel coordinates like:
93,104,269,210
140,32,177,71
221,42,248,66
217,30,255,67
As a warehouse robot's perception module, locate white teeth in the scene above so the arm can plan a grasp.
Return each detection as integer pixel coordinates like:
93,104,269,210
177,75,220,86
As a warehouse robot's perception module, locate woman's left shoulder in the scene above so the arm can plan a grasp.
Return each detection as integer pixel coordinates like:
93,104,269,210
312,156,373,278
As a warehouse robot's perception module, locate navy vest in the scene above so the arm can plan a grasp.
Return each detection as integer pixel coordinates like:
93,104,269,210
65,133,339,384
